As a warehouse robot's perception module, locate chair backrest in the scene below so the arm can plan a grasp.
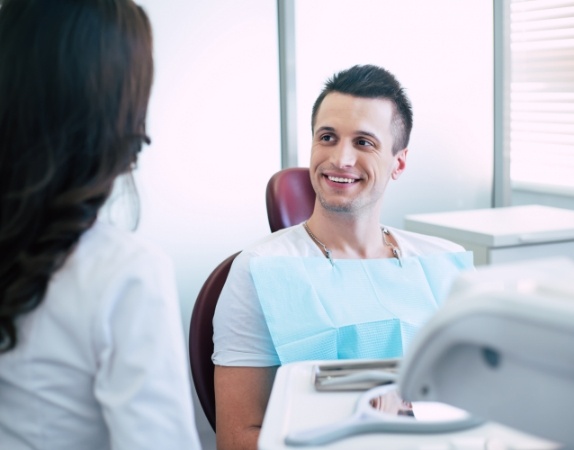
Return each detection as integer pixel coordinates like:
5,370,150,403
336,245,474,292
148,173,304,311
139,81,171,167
189,251,240,432
265,167,315,232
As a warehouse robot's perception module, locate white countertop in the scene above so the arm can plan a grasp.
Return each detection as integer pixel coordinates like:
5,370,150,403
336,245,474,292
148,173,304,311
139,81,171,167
404,205,574,247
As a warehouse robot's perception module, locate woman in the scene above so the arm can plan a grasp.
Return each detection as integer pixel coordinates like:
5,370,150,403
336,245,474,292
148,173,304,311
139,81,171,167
0,0,201,448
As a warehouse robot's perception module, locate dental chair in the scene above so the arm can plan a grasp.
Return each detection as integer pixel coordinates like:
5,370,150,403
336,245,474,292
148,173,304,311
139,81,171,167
189,252,240,431
189,168,314,431
398,257,574,448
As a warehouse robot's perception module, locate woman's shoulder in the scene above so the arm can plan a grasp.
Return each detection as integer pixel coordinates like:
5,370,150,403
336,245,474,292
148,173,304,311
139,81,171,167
82,221,169,263
58,221,173,289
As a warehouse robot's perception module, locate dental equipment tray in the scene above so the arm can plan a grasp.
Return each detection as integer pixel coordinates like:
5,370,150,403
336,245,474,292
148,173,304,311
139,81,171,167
258,361,557,449
313,359,401,391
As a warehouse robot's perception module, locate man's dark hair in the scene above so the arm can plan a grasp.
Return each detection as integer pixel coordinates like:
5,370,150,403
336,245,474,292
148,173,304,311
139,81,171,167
311,65,413,155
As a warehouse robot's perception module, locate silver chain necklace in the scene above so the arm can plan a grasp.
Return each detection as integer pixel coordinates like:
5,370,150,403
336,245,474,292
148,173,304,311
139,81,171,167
303,221,334,265
303,221,402,266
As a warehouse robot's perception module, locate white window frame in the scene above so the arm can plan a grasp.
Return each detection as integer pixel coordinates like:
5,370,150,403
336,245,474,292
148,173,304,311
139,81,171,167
499,0,574,200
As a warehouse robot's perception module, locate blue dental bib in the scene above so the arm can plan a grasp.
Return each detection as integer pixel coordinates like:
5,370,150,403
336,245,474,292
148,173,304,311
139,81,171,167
250,252,473,365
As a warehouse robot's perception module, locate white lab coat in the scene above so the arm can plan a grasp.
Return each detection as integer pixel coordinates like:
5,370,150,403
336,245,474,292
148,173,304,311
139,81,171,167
0,221,201,449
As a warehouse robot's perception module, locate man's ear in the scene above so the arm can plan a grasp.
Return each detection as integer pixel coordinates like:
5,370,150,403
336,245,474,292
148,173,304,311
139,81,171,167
391,148,408,180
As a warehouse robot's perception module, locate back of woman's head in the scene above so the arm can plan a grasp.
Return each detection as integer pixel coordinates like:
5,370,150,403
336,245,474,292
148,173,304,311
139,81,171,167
0,0,154,352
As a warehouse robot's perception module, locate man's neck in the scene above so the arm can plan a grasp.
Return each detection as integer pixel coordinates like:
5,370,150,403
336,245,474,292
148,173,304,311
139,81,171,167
305,211,390,259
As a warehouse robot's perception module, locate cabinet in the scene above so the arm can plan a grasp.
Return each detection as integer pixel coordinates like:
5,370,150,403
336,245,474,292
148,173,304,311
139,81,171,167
404,205,574,265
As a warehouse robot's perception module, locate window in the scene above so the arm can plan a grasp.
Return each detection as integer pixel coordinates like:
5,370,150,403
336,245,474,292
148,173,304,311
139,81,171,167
507,0,574,196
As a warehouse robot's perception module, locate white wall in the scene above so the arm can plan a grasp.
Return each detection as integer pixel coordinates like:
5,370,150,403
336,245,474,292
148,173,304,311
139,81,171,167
135,0,280,335
294,0,494,227
133,1,281,447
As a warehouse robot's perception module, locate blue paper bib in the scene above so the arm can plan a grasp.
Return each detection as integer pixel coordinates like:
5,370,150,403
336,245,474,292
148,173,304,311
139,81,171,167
250,252,473,365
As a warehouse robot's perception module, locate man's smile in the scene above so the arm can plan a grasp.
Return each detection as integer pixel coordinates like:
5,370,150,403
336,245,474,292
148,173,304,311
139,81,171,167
326,175,359,184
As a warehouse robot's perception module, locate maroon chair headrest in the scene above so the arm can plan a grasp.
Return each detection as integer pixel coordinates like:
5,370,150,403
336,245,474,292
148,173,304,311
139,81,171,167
265,167,315,233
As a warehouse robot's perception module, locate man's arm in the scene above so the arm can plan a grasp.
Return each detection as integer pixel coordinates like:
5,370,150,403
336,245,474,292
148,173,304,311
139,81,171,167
214,365,278,450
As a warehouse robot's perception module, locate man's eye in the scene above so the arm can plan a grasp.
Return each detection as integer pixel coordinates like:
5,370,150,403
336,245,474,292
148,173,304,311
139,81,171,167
357,139,373,146
320,135,333,142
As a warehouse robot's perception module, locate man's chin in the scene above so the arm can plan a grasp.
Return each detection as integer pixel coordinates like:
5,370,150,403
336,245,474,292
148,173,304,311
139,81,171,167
317,197,354,213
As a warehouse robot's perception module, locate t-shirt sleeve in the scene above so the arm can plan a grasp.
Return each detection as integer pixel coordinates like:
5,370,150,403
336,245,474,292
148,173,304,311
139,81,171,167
93,248,201,450
212,250,281,367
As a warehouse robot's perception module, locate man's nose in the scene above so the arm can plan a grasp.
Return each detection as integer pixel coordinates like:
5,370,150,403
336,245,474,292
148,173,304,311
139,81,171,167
331,140,356,167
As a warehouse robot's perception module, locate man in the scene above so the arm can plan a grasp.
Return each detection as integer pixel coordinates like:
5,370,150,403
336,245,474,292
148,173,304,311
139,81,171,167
212,65,471,449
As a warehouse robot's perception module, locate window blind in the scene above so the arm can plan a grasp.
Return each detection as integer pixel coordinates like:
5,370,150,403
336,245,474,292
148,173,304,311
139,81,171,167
509,0,574,195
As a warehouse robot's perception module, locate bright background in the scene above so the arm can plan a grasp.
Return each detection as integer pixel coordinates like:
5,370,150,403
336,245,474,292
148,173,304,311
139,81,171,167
132,1,493,448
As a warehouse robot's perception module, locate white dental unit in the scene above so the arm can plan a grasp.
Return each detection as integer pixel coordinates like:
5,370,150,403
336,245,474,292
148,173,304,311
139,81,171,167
259,257,573,449
399,257,574,449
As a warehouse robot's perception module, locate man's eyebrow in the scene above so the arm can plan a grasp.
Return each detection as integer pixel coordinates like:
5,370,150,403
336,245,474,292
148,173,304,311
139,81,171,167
314,126,336,135
355,130,380,141
314,126,381,142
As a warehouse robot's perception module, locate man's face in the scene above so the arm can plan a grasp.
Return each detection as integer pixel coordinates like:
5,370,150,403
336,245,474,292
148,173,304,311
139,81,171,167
310,92,407,216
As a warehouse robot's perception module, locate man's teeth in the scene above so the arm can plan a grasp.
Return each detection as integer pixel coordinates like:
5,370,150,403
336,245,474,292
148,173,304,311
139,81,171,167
328,176,356,183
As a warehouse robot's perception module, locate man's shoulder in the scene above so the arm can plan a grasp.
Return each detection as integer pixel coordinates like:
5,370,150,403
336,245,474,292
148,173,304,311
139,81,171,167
388,226,466,256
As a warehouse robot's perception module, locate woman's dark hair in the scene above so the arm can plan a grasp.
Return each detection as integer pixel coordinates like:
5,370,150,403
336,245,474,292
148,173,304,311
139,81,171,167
0,0,154,352
311,65,413,155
